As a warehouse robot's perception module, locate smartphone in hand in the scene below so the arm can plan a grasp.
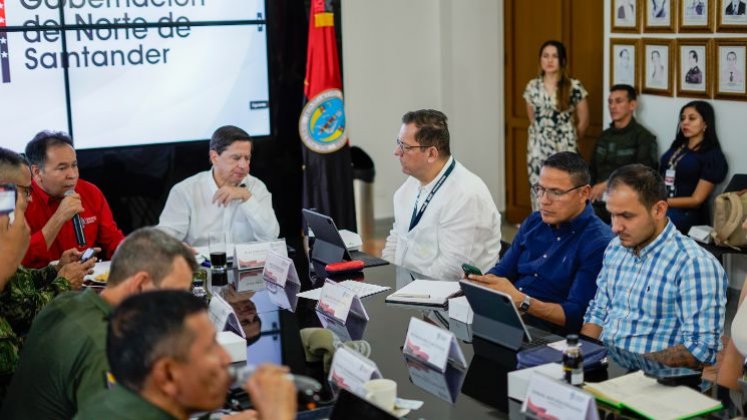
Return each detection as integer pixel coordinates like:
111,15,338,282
81,248,96,261
461,263,482,277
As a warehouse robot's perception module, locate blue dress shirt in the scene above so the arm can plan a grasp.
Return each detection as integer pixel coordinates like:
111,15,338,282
584,221,727,364
488,203,613,332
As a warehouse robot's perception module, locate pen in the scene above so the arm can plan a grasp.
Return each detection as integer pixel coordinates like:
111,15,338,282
392,293,431,299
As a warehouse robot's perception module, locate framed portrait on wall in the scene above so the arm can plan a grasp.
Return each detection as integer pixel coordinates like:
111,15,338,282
643,39,674,95
613,0,641,32
610,39,640,90
645,0,677,31
717,0,747,31
679,0,714,31
715,39,747,100
677,39,712,98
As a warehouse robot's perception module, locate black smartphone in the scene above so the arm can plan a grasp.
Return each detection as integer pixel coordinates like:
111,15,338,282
646,367,701,386
461,263,482,277
0,184,16,215
81,248,96,261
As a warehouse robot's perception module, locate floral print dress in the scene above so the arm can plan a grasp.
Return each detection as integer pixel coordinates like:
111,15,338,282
523,77,588,210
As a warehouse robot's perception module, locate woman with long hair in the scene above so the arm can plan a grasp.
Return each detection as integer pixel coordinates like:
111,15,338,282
524,40,589,210
660,100,727,233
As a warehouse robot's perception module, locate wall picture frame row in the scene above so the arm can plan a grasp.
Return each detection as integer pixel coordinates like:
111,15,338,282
612,0,747,33
610,38,747,100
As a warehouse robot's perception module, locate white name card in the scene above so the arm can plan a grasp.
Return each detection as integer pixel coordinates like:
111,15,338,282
317,279,369,324
328,346,382,396
262,251,300,288
403,317,467,372
521,373,598,420
208,293,246,339
234,239,287,270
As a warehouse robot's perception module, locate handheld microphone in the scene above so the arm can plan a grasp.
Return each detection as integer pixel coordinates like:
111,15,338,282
64,190,86,247
228,365,322,396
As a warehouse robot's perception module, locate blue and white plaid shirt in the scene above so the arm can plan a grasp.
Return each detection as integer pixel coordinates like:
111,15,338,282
584,221,727,364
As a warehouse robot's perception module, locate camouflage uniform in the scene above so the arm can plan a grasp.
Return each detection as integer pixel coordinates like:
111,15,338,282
0,265,71,404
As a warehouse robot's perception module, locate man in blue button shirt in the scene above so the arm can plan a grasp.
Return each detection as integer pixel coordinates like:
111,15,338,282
582,164,726,368
467,152,613,333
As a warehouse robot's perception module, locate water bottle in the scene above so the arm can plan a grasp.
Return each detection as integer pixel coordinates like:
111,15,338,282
562,334,584,386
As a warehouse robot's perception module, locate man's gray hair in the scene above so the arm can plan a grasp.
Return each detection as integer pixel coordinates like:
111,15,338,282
108,228,197,286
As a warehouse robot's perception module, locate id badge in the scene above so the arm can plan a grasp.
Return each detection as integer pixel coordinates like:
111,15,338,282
664,169,676,187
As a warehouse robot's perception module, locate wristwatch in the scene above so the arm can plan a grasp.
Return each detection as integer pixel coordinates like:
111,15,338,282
519,294,532,314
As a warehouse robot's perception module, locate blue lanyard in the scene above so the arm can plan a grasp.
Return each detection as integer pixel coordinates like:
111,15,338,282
408,159,456,231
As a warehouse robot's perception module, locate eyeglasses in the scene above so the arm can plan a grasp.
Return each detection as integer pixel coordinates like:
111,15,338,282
396,138,431,153
16,184,33,198
531,184,586,199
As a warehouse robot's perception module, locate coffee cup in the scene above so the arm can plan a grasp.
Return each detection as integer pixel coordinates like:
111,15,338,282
363,378,397,411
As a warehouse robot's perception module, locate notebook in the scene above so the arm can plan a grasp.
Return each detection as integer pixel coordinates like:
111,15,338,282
385,280,463,307
584,371,722,419
297,280,390,300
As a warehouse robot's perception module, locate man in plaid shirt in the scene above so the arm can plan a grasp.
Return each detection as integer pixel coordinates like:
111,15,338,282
582,164,727,367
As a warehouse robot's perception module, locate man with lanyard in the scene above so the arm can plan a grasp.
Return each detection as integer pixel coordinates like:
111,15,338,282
467,152,612,333
382,109,502,280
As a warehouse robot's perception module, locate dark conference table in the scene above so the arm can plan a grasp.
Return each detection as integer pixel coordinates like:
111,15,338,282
230,254,737,419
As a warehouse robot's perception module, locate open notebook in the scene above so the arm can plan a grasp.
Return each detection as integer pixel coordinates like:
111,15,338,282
385,280,462,307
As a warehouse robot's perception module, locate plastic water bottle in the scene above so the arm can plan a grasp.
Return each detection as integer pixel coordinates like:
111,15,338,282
563,334,584,386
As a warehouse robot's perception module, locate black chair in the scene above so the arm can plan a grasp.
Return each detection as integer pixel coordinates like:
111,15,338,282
724,174,747,193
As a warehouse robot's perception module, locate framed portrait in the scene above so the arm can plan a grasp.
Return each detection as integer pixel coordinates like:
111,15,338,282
717,0,747,31
644,0,677,32
610,39,640,90
715,39,747,100
612,0,641,32
677,39,712,98
643,39,674,95
679,0,715,31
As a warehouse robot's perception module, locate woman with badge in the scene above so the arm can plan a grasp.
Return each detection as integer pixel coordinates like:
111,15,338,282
659,101,727,234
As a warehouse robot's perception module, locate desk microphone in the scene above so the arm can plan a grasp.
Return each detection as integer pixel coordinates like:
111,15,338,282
64,190,86,247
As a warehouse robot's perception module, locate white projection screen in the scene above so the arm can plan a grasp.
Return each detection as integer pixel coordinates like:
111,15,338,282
0,0,270,151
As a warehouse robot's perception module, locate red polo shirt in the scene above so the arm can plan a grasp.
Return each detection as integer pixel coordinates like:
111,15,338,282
22,179,125,268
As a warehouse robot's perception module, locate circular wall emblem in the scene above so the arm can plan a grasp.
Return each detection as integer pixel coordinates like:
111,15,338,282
299,88,347,154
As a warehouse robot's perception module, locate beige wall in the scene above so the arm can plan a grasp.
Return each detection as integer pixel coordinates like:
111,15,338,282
341,0,504,220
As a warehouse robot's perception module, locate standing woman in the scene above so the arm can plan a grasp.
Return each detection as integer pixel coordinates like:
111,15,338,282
660,100,727,234
524,40,589,210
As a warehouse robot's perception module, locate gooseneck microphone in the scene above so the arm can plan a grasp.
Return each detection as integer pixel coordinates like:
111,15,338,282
64,190,86,247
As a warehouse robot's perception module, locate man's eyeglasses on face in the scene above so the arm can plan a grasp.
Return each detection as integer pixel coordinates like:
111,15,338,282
16,184,33,199
396,138,431,153
532,184,585,199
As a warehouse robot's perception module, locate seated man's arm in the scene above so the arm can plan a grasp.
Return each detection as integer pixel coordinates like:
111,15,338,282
717,278,747,389
581,255,614,339
74,344,111,413
645,256,727,367
637,131,659,171
237,179,279,241
157,185,191,242
381,223,398,261
555,237,609,332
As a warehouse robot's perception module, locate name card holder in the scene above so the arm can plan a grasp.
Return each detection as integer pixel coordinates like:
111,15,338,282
316,279,370,326
234,239,288,270
263,251,301,288
328,346,382,396
402,317,467,372
404,354,466,404
208,293,246,339
521,373,598,420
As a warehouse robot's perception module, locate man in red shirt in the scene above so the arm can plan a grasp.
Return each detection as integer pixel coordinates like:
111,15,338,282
22,131,125,268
